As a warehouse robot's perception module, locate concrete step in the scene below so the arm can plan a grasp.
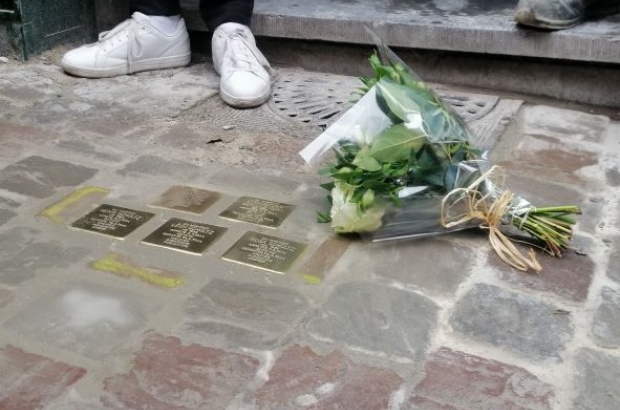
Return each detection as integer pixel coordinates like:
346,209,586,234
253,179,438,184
181,0,620,65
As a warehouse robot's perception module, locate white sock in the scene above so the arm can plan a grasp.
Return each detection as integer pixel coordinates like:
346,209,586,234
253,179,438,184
149,15,181,35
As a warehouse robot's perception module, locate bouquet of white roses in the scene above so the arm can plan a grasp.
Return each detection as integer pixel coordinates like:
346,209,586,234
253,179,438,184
300,34,580,272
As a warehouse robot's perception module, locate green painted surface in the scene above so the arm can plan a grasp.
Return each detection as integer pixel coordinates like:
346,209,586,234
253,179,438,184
0,0,95,59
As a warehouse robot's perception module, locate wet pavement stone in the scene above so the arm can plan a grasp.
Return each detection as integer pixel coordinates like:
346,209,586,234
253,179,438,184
4,282,154,359
450,284,574,361
255,344,404,410
520,105,610,144
607,238,620,283
490,247,595,302
0,344,86,410
591,287,620,349
0,156,97,198
181,321,280,350
0,227,91,285
0,121,59,159
0,208,15,226
406,347,554,409
345,239,475,295
573,348,620,409
184,279,310,334
502,169,586,206
116,155,202,179
512,133,599,173
54,140,125,163
578,196,606,234
306,282,438,359
0,287,14,309
606,166,620,187
101,333,259,410
206,168,302,198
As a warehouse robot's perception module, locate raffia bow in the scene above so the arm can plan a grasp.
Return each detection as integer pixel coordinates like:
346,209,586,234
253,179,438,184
440,166,542,273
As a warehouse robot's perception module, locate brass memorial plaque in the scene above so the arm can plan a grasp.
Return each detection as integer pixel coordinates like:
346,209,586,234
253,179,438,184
222,231,306,274
71,204,155,238
151,185,220,214
219,196,294,228
142,218,227,255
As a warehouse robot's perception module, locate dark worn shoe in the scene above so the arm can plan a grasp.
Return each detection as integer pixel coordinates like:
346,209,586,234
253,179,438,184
515,0,620,29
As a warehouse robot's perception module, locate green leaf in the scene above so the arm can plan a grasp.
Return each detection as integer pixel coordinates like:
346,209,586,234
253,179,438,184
370,123,426,163
334,167,354,177
376,80,421,122
425,170,445,187
320,182,335,191
352,147,382,171
318,166,336,176
444,165,458,191
317,211,332,223
361,189,376,210
339,140,361,156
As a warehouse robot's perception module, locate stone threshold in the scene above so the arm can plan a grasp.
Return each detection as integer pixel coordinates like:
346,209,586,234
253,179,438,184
180,0,620,65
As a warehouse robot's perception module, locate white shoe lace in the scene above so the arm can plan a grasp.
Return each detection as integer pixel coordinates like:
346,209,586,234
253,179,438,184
222,30,269,76
97,16,146,74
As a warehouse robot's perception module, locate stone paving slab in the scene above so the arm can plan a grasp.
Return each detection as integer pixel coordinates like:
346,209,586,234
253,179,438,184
306,282,439,360
1,56,620,409
591,287,620,349
101,333,259,410
255,344,404,409
4,281,157,359
406,347,555,409
0,345,86,409
449,284,574,361
573,349,620,409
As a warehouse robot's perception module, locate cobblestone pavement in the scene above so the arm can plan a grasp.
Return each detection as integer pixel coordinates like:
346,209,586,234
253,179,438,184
1,51,619,410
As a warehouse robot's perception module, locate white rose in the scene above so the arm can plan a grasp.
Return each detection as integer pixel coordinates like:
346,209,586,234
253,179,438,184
330,183,385,233
404,112,424,131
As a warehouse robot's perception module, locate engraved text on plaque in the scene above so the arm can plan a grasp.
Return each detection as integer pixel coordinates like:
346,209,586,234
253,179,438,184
219,196,294,228
71,204,155,238
142,218,227,254
222,231,306,274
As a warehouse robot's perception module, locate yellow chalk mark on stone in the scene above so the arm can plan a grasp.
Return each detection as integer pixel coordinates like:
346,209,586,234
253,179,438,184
301,273,323,285
296,237,350,286
40,186,110,223
91,253,185,289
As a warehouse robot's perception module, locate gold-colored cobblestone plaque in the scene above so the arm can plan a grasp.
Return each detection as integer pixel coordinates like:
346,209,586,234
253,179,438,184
222,231,306,274
151,185,220,214
71,204,154,238
142,218,227,254
219,196,294,228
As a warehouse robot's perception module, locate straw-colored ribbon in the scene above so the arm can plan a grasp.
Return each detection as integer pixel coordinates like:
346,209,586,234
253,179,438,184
441,166,542,273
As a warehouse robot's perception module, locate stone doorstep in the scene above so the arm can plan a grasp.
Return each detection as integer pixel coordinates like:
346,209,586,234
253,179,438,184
179,0,620,64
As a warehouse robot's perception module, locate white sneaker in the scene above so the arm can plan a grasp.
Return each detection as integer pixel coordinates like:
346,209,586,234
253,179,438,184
212,23,272,108
61,12,191,78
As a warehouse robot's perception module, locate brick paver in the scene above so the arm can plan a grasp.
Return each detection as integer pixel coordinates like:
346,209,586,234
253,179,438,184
101,333,259,410
256,344,403,410
0,345,86,410
406,347,554,409
490,247,595,302
0,156,97,198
